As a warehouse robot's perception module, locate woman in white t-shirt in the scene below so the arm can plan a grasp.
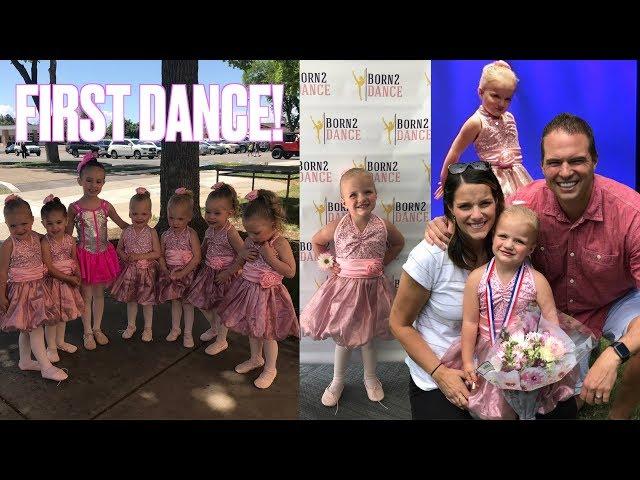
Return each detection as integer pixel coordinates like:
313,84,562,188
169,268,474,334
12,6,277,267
390,161,504,419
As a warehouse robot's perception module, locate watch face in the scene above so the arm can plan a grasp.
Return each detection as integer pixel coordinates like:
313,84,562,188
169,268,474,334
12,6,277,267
613,342,631,360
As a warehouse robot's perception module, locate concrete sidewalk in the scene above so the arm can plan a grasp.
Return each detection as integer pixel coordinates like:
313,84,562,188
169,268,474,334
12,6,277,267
0,296,299,420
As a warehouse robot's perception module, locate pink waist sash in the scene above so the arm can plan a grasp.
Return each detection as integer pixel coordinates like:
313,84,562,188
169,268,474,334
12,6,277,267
135,259,154,269
337,258,384,279
242,263,283,288
53,259,76,276
9,264,46,282
166,249,193,267
206,255,235,270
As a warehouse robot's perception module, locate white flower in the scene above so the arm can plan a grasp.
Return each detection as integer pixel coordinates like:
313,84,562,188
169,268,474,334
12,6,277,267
317,253,335,271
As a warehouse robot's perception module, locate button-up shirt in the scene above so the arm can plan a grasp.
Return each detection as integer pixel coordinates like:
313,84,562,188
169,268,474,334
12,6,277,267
508,175,640,337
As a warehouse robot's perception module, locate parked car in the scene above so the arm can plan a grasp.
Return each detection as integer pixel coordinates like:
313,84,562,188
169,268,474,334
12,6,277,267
218,141,239,153
148,141,162,156
198,142,211,155
206,141,226,155
235,139,253,153
269,132,299,159
66,142,99,157
108,139,157,159
5,143,17,154
96,140,112,158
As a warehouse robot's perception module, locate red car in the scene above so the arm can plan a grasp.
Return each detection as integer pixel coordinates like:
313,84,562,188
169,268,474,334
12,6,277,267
269,132,299,159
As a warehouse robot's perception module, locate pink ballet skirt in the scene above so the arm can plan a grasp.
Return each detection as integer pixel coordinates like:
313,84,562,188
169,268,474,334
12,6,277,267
0,233,52,332
43,234,84,323
219,235,298,341
157,228,196,303
72,200,120,285
185,223,239,311
110,226,158,305
441,262,577,420
474,106,533,198
300,214,394,348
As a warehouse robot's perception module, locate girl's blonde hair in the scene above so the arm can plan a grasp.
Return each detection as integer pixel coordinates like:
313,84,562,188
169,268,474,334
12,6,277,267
499,204,539,240
479,60,518,90
168,188,194,213
339,167,376,195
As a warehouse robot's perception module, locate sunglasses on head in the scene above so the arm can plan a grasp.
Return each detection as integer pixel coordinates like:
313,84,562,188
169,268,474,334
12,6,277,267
447,161,491,175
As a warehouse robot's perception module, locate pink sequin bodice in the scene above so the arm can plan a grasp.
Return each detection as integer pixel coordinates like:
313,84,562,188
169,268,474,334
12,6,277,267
245,235,281,272
9,232,43,270
162,227,192,252
473,106,523,167
205,223,235,261
478,262,537,340
334,214,387,260
47,234,74,262
121,225,154,255
73,200,110,253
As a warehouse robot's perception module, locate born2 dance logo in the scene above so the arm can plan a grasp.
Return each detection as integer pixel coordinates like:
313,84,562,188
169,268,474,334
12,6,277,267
352,69,404,101
300,71,332,96
382,115,430,145
310,113,361,144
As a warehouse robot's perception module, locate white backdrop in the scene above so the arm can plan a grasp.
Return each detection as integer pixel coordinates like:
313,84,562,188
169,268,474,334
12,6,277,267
300,60,431,363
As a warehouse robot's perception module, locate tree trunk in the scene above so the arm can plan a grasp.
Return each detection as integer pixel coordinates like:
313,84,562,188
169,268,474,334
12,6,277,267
156,60,207,238
46,60,60,163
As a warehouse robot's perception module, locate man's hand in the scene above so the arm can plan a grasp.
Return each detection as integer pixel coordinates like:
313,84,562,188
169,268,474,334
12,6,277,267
424,216,453,250
580,347,621,405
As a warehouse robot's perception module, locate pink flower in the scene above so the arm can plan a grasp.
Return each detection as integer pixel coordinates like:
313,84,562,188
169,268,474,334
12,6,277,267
209,257,226,269
260,272,282,288
4,194,19,204
520,367,547,389
366,262,383,276
136,187,148,195
245,190,259,201
77,151,98,173
211,182,225,191
175,187,188,195
43,194,55,204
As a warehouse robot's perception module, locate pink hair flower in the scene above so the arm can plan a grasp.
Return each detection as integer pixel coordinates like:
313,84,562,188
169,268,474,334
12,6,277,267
43,194,56,204
245,190,259,201
136,187,148,195
77,151,98,173
212,182,225,191
175,187,188,195
4,194,20,204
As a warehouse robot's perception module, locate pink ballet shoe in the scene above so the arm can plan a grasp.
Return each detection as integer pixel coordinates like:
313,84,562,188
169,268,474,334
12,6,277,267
83,332,96,350
18,359,41,371
121,325,137,339
254,368,277,389
166,328,181,342
321,382,345,407
183,332,195,348
235,357,265,374
204,340,228,356
141,329,153,342
57,342,77,353
41,365,68,382
46,347,60,363
93,330,109,345
200,328,217,342
364,377,385,402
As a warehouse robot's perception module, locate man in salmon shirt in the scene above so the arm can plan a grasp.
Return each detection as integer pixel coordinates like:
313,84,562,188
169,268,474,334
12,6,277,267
426,113,640,419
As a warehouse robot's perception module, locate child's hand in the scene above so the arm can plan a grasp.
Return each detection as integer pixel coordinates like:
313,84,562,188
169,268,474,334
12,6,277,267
259,243,277,262
331,264,341,276
434,172,447,200
67,275,82,288
240,248,258,262
0,295,9,312
215,269,232,284
170,269,184,280
129,253,139,262
463,361,478,387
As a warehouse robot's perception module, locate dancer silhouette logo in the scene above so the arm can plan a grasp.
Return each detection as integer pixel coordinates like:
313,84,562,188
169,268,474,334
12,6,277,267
312,198,347,227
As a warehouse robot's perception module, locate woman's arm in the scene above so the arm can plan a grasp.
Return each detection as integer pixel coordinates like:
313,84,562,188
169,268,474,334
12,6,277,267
389,271,471,408
383,220,405,266
461,268,483,384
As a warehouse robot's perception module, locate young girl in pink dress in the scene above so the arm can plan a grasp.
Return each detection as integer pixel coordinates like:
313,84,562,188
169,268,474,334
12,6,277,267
185,183,244,356
434,61,533,200
111,187,161,342
443,205,575,420
0,195,68,382
156,188,202,348
300,168,405,407
40,195,84,363
67,153,129,350
218,189,298,389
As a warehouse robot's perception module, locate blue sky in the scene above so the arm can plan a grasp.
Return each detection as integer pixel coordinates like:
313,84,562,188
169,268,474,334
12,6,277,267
0,60,245,123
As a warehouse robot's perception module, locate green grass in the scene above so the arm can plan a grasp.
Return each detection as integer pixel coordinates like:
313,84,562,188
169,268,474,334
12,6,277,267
0,185,12,195
577,338,640,420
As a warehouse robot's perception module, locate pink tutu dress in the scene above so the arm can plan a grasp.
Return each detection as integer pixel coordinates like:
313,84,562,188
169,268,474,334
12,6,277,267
441,261,577,420
0,232,52,332
185,222,239,311
110,225,158,305
219,234,298,340
473,106,533,198
43,234,84,323
156,227,196,303
300,213,395,349
72,200,120,285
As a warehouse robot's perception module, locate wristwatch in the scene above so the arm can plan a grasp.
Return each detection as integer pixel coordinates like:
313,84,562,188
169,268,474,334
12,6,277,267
611,341,631,363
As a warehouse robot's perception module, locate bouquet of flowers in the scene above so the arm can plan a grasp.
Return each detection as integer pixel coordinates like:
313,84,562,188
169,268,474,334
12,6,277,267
477,304,596,419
